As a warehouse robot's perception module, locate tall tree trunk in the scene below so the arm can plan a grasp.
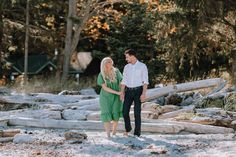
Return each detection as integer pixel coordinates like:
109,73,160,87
55,47,64,86
232,48,236,86
61,0,77,87
61,0,123,88
70,0,93,53
24,0,29,86
0,2,3,54
0,2,3,78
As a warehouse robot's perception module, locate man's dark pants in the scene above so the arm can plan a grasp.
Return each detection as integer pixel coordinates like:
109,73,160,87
123,86,143,137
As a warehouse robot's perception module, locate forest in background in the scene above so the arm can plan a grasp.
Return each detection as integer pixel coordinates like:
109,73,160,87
0,0,235,92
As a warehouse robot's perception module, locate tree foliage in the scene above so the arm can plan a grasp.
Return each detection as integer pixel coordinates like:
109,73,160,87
155,0,236,82
0,0,235,88
105,1,162,87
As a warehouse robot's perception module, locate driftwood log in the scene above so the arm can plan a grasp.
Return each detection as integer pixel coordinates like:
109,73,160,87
0,137,14,143
146,78,226,101
137,119,234,134
8,117,184,134
0,129,20,137
0,118,8,126
8,117,234,134
0,129,20,143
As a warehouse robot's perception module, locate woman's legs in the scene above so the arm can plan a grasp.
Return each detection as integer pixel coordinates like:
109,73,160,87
112,121,118,135
104,122,111,137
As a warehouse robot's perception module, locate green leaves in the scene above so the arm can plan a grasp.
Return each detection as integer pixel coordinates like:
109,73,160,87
105,1,159,87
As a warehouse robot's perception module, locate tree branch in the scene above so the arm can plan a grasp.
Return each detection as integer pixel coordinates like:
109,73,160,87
222,17,235,28
71,0,127,53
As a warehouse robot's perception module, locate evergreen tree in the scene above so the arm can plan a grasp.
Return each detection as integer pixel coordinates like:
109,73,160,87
106,1,162,87
156,0,235,82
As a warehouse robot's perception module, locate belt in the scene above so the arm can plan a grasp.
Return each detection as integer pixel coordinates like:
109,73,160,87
125,86,142,90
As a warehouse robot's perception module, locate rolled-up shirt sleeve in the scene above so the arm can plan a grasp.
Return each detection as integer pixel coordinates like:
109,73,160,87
121,66,127,85
142,64,149,85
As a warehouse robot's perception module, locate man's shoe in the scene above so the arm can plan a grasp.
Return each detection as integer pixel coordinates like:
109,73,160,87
133,135,143,139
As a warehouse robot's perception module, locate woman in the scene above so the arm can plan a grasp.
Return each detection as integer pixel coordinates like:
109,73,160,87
97,57,123,138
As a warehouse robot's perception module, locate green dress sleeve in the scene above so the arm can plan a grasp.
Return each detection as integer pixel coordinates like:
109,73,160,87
97,73,105,86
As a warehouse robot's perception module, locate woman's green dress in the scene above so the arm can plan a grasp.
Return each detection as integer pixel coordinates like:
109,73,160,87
97,69,123,122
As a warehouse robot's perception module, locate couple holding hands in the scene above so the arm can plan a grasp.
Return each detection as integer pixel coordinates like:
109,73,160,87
97,49,149,138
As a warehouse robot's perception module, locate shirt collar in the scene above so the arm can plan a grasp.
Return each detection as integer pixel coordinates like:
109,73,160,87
131,60,139,66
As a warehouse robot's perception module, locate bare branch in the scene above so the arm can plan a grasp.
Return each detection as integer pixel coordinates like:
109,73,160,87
71,0,127,53
222,17,235,28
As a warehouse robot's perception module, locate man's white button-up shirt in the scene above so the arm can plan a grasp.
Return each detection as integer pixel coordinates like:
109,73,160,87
121,60,149,88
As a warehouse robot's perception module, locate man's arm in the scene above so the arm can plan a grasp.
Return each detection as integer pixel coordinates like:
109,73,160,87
140,64,149,102
120,66,127,101
120,84,125,101
140,84,147,102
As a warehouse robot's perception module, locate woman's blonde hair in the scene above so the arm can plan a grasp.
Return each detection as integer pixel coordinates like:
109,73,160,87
100,57,116,83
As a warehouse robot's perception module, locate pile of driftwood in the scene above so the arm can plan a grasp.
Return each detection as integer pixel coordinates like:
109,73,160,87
0,78,236,137
0,129,20,143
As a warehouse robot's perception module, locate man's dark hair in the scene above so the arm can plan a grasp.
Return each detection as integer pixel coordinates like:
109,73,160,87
124,49,136,57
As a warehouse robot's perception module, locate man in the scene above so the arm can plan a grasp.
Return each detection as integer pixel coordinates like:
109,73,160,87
120,49,149,137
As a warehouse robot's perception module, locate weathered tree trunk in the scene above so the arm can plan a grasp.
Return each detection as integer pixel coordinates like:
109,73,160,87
61,0,77,87
8,117,184,134
61,0,124,87
232,48,236,86
158,107,194,119
0,137,13,143
0,118,8,126
0,2,3,55
55,48,64,86
0,2,3,78
0,129,20,137
0,129,19,142
53,31,65,86
8,117,234,134
70,2,92,54
146,78,226,101
142,119,234,134
23,0,29,85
